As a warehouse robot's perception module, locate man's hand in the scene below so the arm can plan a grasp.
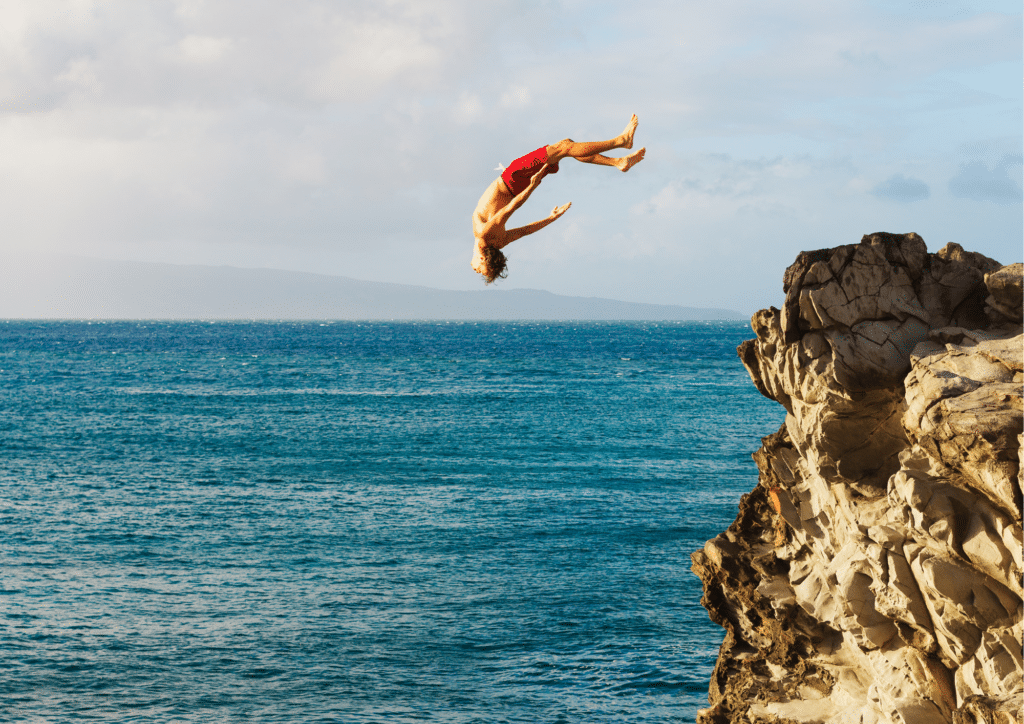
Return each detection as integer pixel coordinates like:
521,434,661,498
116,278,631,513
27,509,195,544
528,163,549,187
504,202,573,244
549,202,571,219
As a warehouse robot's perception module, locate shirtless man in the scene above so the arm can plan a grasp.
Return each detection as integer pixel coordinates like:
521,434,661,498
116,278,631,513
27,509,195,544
471,114,646,283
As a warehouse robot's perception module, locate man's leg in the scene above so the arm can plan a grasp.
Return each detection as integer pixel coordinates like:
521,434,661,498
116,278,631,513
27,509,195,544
545,115,638,162
574,148,646,172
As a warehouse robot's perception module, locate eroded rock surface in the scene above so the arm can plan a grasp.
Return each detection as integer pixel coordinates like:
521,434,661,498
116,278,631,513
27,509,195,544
694,233,1023,723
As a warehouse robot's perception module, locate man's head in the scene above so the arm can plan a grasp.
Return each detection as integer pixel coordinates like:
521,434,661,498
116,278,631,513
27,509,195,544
479,245,508,284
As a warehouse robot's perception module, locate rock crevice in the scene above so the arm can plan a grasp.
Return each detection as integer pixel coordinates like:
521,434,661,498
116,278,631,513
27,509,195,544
695,234,1023,723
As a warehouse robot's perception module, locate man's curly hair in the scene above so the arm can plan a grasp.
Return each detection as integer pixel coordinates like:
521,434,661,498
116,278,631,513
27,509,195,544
480,246,508,284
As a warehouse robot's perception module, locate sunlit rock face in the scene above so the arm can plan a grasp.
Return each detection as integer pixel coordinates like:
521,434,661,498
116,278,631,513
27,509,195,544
694,233,1023,724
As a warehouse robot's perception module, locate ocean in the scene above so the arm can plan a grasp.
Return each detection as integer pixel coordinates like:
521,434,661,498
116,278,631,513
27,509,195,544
1,320,785,723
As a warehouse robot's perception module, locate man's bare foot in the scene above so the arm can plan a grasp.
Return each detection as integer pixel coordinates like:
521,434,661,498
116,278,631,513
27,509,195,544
619,114,638,149
617,147,645,172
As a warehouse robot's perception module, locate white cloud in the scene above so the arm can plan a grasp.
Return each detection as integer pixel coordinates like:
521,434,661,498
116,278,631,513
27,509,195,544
177,35,232,64
453,91,484,125
55,56,103,94
500,85,531,109
281,151,329,186
307,19,446,102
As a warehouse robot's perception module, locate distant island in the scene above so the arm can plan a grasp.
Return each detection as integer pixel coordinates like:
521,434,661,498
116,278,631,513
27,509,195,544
0,255,742,321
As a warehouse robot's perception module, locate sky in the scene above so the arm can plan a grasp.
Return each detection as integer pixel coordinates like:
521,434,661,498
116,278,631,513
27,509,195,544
1,0,1021,314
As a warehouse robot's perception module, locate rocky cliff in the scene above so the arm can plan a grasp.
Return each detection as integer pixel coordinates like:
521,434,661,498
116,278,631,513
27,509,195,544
692,233,1023,724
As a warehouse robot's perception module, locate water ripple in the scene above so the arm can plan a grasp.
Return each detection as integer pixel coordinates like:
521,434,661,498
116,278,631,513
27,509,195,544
0,321,784,723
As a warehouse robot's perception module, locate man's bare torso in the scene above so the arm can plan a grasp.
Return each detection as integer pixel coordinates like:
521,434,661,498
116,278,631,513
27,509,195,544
472,178,513,240
471,177,514,272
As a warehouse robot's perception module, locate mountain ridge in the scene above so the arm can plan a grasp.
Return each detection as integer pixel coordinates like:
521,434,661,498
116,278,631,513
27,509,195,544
0,255,743,320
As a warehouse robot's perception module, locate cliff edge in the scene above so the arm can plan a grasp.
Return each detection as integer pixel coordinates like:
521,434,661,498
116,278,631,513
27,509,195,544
692,233,1023,724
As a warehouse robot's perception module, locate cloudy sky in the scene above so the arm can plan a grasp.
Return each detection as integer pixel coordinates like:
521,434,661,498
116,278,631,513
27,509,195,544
2,0,1021,313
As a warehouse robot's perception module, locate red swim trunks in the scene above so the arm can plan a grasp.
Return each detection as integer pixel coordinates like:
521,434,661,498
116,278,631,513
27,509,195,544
501,146,558,196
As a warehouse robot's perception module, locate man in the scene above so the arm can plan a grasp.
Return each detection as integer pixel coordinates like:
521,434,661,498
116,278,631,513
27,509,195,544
471,114,646,283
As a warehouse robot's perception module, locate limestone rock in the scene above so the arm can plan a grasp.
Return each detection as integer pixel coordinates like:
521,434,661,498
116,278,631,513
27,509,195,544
985,263,1024,324
695,234,1023,723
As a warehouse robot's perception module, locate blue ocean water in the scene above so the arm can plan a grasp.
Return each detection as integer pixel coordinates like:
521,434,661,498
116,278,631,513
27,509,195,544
1,320,784,723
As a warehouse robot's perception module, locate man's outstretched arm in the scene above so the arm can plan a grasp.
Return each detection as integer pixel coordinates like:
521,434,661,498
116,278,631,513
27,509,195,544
503,203,572,246
482,164,551,240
